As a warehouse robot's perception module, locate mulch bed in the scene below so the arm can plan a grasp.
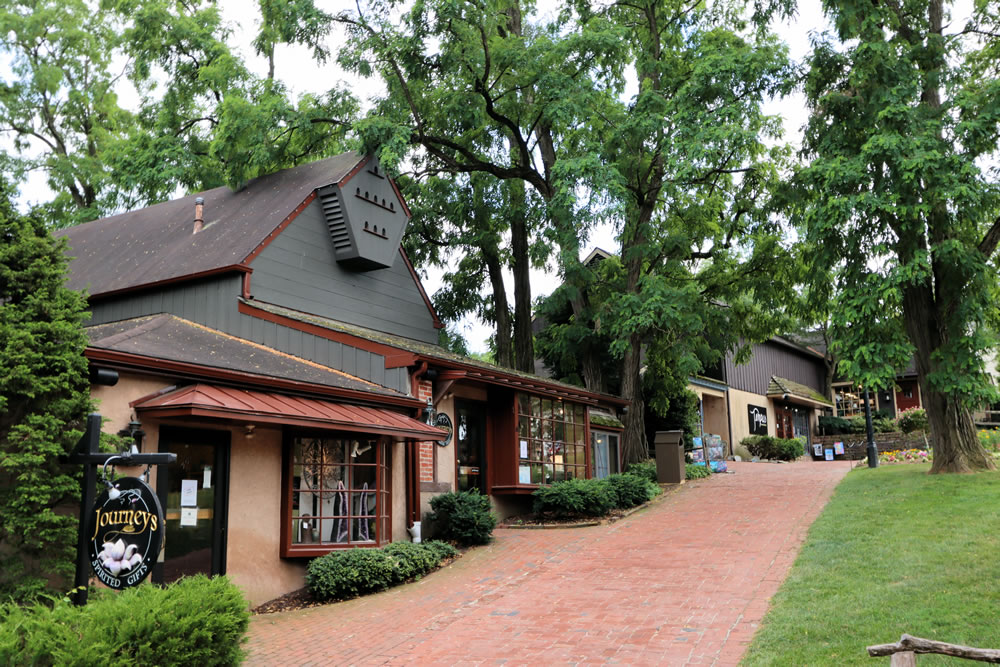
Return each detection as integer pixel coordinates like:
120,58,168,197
250,553,462,615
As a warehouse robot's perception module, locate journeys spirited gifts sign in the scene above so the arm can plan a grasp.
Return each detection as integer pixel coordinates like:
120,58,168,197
86,477,164,589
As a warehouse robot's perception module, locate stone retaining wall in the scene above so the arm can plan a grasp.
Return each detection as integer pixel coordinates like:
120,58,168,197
811,431,928,460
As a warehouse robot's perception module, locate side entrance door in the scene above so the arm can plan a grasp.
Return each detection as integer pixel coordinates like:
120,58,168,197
156,427,230,584
455,400,487,494
775,405,794,440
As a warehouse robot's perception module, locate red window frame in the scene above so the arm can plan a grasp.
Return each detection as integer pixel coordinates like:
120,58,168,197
516,394,588,485
280,431,391,558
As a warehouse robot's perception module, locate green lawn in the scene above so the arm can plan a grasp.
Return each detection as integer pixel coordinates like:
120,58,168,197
742,464,1000,665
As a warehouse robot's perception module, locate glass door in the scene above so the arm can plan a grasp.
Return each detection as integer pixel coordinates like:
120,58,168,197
455,400,487,493
590,430,620,479
157,428,230,584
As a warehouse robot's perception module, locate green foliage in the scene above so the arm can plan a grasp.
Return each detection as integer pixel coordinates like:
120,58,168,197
0,575,248,666
741,436,801,462
306,548,397,600
624,460,658,484
0,182,91,602
306,541,454,601
896,408,929,435
436,326,470,356
603,473,659,508
428,490,496,546
531,477,616,518
794,0,1000,470
685,464,712,480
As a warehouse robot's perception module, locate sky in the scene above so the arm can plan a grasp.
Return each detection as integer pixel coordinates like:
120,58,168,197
8,0,836,352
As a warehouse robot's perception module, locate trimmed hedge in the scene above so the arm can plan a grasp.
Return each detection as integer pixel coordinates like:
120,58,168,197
741,435,802,461
306,540,455,602
531,472,660,518
428,489,496,545
0,575,248,666
686,463,712,479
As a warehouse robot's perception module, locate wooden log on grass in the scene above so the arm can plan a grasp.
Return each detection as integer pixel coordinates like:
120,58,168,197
868,634,1000,663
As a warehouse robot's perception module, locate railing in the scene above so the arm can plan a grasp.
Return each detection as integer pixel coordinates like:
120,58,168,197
868,634,1000,664
973,409,1000,427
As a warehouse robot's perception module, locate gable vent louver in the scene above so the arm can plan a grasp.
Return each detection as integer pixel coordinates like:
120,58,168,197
320,188,352,253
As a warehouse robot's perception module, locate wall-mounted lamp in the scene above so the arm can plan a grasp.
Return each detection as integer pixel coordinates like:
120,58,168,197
244,424,256,439
117,419,145,454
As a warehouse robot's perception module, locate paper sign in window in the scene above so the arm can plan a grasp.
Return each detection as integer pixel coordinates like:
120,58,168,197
180,479,198,507
180,507,198,526
519,440,528,459
518,466,531,484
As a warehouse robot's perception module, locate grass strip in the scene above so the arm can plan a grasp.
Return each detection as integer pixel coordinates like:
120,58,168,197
742,464,1000,665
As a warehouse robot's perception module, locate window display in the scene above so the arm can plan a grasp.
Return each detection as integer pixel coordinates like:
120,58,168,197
284,435,390,556
516,395,587,484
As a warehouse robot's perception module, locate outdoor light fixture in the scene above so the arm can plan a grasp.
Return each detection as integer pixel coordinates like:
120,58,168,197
117,419,145,454
424,397,435,424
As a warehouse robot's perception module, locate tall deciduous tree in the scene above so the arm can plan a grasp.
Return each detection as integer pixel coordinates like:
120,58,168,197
0,178,91,601
575,0,795,462
0,0,133,227
797,0,1000,472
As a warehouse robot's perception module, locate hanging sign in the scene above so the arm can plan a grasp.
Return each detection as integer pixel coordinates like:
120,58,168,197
86,476,164,589
747,404,769,436
434,413,453,447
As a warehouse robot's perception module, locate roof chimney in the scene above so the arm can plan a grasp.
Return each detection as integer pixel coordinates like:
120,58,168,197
193,197,205,234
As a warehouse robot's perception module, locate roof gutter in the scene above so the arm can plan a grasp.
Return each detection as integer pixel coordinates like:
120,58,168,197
85,264,252,303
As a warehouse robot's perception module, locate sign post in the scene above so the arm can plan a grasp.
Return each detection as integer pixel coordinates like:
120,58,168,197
63,414,176,605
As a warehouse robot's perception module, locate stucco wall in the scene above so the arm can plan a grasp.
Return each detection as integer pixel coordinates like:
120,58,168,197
728,387,775,447
225,425,306,606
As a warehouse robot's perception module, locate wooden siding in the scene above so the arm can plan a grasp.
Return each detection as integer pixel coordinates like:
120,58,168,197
85,275,410,394
248,200,439,344
724,341,826,396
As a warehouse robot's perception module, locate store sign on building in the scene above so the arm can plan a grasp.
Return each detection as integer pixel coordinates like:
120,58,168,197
86,477,164,589
747,404,768,436
434,413,453,447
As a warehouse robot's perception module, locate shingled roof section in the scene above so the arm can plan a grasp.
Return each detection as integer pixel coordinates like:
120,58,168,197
57,152,365,297
86,313,406,399
767,376,833,407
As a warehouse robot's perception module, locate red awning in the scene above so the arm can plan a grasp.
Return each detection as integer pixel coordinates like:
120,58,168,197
133,384,445,440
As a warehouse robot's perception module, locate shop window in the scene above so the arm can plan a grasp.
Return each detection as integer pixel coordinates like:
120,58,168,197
283,434,390,557
516,395,587,485
591,431,620,479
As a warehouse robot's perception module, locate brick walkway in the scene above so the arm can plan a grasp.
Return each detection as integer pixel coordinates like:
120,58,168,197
246,459,853,666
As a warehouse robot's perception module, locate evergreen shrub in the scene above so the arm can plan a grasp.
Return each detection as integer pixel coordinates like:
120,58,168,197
685,463,712,479
604,473,658,508
0,575,248,666
306,541,455,601
531,477,615,518
428,489,496,545
741,435,802,461
624,460,658,484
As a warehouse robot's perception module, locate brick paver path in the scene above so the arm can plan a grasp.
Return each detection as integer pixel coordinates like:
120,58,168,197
247,459,852,666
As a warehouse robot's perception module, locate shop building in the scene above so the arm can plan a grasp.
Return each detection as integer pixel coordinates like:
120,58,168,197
60,152,624,605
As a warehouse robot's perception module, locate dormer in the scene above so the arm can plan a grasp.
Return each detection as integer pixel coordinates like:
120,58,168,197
319,159,408,271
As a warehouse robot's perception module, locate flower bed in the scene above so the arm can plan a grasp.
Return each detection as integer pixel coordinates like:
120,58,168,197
877,448,932,465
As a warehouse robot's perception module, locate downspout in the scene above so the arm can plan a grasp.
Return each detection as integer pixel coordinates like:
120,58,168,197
725,388,734,459
406,361,430,530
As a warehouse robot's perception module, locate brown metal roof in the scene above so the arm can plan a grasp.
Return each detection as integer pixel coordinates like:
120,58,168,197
58,152,365,296
133,384,445,440
86,313,405,399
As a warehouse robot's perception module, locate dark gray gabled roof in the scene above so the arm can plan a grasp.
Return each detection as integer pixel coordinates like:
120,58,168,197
58,152,365,297
86,313,405,398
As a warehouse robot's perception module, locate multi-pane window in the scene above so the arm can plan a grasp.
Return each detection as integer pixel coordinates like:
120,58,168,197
285,435,390,555
517,395,587,485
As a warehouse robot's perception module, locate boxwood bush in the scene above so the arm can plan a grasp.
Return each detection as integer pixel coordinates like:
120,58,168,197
306,541,455,602
0,575,248,666
428,489,496,545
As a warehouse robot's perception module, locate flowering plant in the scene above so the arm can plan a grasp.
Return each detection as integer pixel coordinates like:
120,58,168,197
977,429,1000,452
878,448,932,465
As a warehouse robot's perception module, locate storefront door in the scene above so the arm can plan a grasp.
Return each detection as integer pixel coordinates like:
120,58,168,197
455,400,487,494
775,406,794,440
156,427,230,584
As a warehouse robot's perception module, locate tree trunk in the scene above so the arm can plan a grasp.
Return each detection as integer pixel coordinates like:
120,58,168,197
902,282,995,473
509,183,534,373
483,245,513,368
620,333,648,464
